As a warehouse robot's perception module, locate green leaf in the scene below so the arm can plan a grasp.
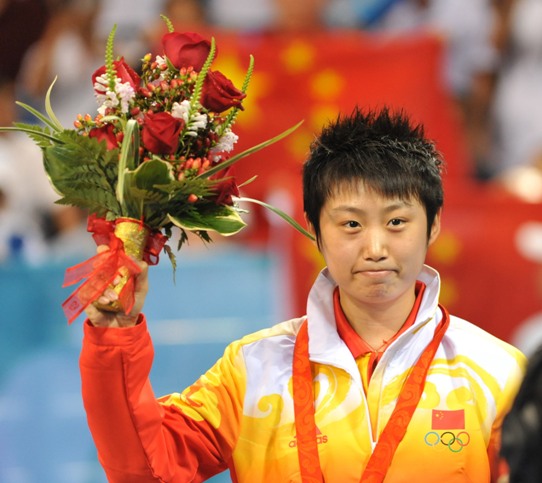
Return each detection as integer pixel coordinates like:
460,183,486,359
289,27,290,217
131,158,174,189
160,14,175,33
189,37,216,110
44,78,64,131
238,175,257,188
218,54,255,136
2,123,61,145
121,158,175,222
105,25,118,92
168,206,246,236
14,100,62,132
116,119,139,214
199,120,304,179
237,196,315,241
42,133,121,213
54,187,120,217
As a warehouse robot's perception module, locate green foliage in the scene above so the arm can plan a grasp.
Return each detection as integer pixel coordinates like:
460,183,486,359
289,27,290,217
190,37,216,109
131,158,174,190
239,197,315,241
105,25,118,92
219,54,255,137
42,131,121,215
160,14,175,33
116,119,140,214
168,204,246,236
45,78,64,131
200,120,304,179
11,122,58,148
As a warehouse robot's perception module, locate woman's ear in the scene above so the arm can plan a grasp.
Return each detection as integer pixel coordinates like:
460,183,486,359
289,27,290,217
428,208,442,246
304,213,318,247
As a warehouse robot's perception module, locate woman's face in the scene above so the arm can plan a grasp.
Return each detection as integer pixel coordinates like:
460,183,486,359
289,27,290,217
313,183,440,316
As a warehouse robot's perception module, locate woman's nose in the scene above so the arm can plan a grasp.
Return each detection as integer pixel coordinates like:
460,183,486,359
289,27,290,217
362,228,388,261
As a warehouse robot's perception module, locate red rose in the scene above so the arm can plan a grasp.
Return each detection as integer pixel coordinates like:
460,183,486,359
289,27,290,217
162,32,212,71
211,175,239,206
92,57,140,92
201,70,246,113
141,111,184,155
89,124,118,150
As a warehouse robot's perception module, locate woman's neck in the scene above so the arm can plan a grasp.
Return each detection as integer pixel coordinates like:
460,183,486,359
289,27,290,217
339,290,416,349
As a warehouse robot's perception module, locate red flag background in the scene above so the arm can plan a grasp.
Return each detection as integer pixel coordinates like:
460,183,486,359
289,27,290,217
211,30,542,344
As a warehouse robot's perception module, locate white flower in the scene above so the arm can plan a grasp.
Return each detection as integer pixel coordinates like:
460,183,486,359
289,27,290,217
211,129,238,154
116,81,136,113
96,90,119,116
155,55,167,69
171,100,191,123
147,56,169,82
93,74,135,115
189,112,208,131
93,75,111,113
171,100,208,135
93,74,108,94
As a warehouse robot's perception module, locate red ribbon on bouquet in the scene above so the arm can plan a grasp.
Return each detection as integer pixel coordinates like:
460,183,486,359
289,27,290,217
86,215,168,266
61,215,168,324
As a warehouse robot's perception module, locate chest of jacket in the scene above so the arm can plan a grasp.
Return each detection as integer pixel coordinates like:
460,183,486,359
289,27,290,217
233,340,493,482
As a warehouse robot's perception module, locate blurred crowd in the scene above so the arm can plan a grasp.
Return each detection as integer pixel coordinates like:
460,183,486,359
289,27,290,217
0,0,541,266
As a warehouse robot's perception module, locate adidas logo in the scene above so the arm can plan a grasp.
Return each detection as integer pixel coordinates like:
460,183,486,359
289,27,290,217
289,427,328,448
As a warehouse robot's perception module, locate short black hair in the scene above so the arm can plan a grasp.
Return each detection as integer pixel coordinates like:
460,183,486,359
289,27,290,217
303,106,444,242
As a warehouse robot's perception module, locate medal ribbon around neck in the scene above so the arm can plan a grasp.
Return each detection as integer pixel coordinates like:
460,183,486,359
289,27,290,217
292,306,450,482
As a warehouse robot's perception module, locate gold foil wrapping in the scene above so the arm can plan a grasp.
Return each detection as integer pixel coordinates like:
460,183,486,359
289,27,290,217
93,218,150,313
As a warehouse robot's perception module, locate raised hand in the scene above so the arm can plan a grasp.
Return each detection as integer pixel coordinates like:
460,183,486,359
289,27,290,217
85,245,149,328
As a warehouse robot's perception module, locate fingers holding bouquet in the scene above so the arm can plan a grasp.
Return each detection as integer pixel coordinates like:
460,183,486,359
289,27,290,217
85,245,149,328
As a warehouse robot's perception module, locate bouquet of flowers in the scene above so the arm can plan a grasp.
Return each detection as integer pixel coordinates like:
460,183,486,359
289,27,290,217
2,16,310,322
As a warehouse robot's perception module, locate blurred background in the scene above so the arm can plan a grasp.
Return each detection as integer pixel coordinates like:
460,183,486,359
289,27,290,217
1,0,542,481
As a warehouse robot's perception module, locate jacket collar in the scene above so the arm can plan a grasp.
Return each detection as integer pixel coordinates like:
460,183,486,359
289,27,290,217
305,266,442,375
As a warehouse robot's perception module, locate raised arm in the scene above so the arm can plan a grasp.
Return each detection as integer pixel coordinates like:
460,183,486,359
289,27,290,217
80,248,239,482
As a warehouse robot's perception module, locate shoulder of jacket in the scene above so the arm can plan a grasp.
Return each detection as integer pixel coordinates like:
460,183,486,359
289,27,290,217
240,317,305,346
220,317,306,358
445,315,526,368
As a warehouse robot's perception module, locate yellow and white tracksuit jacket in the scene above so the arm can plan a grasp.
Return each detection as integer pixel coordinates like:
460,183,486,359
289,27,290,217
80,265,525,482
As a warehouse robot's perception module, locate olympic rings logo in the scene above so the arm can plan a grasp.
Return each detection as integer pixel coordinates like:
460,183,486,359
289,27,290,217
424,431,471,453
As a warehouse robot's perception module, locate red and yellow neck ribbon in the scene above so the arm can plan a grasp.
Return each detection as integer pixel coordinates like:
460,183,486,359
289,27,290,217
293,307,450,482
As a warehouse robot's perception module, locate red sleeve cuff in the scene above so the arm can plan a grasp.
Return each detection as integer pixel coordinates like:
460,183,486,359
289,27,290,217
83,314,148,347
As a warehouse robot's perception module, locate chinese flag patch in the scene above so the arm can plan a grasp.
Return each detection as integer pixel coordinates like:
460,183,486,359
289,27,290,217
431,409,465,430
